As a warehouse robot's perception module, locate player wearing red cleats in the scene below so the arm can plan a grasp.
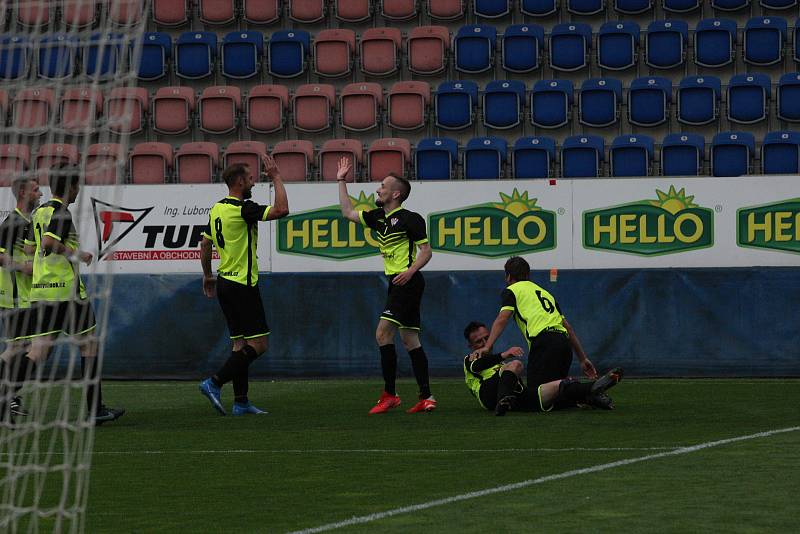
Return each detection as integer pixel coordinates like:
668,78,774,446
368,391,401,414
406,396,437,413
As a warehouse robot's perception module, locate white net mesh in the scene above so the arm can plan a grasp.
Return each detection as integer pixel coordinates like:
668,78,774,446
0,1,147,531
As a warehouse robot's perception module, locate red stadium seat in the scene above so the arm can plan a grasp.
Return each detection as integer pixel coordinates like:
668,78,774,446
246,84,288,134
367,138,411,181
407,26,450,76
289,0,325,23
381,0,417,20
35,144,79,184
271,140,314,182
199,86,241,135
152,86,195,135
17,0,53,28
108,0,144,26
426,0,464,20
0,145,31,186
387,81,430,131
130,142,173,184
292,83,336,133
60,87,103,134
0,89,9,126
335,0,372,22
340,82,383,132
313,29,356,78
243,0,279,24
360,28,402,77
199,0,235,25
319,139,363,182
62,0,99,29
153,0,189,26
176,142,219,183
13,88,55,135
224,141,268,177
105,87,148,134
86,143,124,185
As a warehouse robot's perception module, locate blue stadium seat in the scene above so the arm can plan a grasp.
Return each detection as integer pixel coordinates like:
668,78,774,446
646,20,688,69
268,30,310,78
175,31,217,79
83,32,124,79
561,135,604,178
677,76,721,126
761,0,797,8
0,35,30,80
513,136,556,179
520,0,558,16
628,77,672,127
454,25,497,74
464,137,507,179
727,73,771,124
598,21,640,71
222,31,263,79
662,0,700,12
133,32,171,81
530,79,573,128
711,131,755,176
711,0,750,10
762,131,800,174
611,135,654,177
483,80,526,129
662,133,705,176
475,0,511,18
694,19,736,68
777,72,800,122
415,137,459,180
38,34,78,79
567,0,604,15
743,17,786,66
501,24,544,73
615,0,653,14
579,78,622,128
549,23,592,72
434,80,479,130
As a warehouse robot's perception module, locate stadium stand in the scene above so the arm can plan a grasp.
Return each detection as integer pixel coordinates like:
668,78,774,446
415,137,459,180
512,136,556,179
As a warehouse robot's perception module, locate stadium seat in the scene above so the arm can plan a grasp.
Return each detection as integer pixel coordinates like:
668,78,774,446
712,0,750,10
133,32,171,81
109,0,145,26
176,142,219,183
483,80,526,129
614,0,653,14
199,0,235,25
597,21,640,71
549,23,592,72
367,138,411,181
628,77,672,127
83,32,124,80
86,143,124,185
694,18,737,69
387,81,430,131
531,79,573,129
153,0,190,26
520,0,558,15
662,0,699,12
12,87,54,135
661,133,704,176
777,73,800,122
62,1,99,29
454,25,496,74
512,136,555,179
567,0,604,15
222,31,264,79
677,75,721,126
151,86,193,135
434,80,478,130
0,145,31,186
427,0,465,20
743,17,786,66
415,137,458,180
610,135,654,177
35,144,79,183
340,82,383,132
727,73,770,124
407,26,450,76
0,89,8,125
175,31,217,80
381,0,418,21
501,24,544,73
243,0,280,24
37,34,79,79
289,0,326,23
0,36,30,80
711,132,754,176
268,30,310,78
314,29,356,78
106,87,149,134
246,84,288,134
199,86,240,135
561,135,605,178
336,0,372,22
319,139,363,182
464,137,507,180
60,86,102,134
360,28,401,77
17,0,54,28
762,131,800,174
224,141,268,177
645,20,688,70
760,0,796,8
579,78,622,128
475,0,511,18
130,142,173,184
292,83,335,133
272,140,314,182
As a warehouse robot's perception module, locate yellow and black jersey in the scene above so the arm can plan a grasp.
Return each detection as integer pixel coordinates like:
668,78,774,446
0,209,33,309
202,196,271,287
358,206,428,275
463,353,503,406
500,281,567,348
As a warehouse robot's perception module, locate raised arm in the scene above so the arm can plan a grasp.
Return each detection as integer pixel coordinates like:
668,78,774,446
478,309,514,356
263,155,289,220
336,157,360,223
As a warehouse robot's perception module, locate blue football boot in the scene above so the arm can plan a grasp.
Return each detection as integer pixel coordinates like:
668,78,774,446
199,378,226,415
232,402,268,416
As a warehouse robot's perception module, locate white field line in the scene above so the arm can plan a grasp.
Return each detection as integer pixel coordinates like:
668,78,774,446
288,426,800,534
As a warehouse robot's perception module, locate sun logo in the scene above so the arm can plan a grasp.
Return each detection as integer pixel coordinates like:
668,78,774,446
349,191,377,211
649,185,699,215
493,189,541,217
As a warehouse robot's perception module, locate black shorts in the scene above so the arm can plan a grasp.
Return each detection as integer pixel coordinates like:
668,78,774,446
217,276,270,340
527,330,573,388
478,372,544,412
380,271,424,330
29,300,97,338
1,307,35,341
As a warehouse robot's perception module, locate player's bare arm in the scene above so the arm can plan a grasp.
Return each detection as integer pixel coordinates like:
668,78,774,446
500,346,524,359
200,236,215,298
42,236,92,265
392,243,432,286
264,155,289,221
563,317,597,378
479,309,514,356
336,157,360,223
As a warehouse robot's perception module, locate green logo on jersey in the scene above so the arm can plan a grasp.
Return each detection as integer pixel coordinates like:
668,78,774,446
737,198,800,254
429,189,557,258
276,192,380,260
583,186,714,255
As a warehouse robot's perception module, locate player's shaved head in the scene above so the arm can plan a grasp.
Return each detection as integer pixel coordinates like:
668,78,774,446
386,173,411,202
504,256,530,282
222,163,250,187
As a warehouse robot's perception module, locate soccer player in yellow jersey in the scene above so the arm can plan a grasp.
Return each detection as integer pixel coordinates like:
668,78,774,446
199,158,288,416
336,157,435,415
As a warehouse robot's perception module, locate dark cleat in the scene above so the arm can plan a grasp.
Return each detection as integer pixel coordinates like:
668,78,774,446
586,392,615,410
10,396,28,417
591,367,624,395
495,395,515,416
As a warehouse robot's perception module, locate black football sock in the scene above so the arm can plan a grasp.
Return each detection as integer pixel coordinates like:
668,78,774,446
497,370,521,403
557,379,593,408
379,344,398,396
232,345,259,405
212,349,250,386
81,357,102,412
13,355,37,394
408,346,431,399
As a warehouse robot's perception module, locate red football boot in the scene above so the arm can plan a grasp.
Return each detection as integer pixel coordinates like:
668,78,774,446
368,391,401,414
406,396,437,413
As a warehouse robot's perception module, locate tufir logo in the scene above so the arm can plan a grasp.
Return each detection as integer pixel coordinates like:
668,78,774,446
428,189,557,258
583,185,714,256
91,198,153,259
737,198,800,254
